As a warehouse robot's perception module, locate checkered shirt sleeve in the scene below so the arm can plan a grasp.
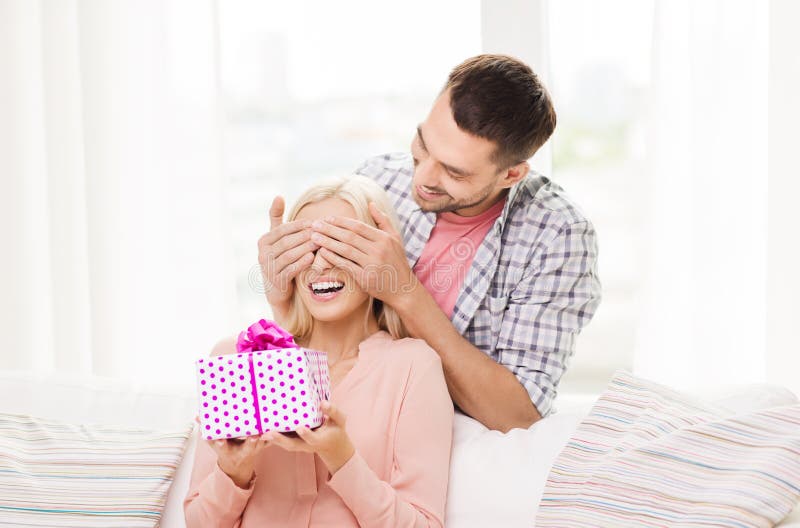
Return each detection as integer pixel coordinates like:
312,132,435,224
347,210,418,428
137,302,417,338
497,220,600,416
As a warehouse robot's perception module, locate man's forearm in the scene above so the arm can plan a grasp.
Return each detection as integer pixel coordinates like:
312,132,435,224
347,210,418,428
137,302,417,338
395,286,541,432
266,295,290,329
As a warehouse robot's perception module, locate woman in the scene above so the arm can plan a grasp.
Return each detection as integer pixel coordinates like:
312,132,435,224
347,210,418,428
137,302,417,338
184,175,454,527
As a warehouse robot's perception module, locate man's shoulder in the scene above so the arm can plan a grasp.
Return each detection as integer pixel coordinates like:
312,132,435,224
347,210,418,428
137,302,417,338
510,170,594,238
355,153,417,221
355,152,414,189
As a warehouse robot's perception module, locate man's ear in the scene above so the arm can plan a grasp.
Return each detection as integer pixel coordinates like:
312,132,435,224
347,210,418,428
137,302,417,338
499,161,529,189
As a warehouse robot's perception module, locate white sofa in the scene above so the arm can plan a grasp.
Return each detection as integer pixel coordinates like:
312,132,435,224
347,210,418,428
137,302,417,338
1,369,798,527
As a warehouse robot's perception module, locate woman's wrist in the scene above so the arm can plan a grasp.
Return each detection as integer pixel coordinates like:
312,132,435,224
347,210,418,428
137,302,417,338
231,471,255,489
322,443,355,475
218,462,255,489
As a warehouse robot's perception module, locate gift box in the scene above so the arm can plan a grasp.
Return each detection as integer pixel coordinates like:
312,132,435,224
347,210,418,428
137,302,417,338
195,319,331,440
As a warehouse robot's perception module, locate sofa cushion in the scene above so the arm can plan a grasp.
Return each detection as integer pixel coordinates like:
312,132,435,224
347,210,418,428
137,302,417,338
0,412,193,527
535,371,800,527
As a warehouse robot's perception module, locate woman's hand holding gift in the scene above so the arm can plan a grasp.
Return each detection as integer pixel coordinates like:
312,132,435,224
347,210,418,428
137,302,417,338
264,401,355,474
207,435,271,489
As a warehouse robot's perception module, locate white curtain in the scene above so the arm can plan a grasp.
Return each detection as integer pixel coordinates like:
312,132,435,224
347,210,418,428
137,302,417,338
481,0,553,176
767,0,800,398
0,0,236,387
634,0,768,391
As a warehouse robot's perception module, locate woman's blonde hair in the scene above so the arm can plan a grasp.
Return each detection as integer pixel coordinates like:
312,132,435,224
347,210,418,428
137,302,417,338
282,174,408,342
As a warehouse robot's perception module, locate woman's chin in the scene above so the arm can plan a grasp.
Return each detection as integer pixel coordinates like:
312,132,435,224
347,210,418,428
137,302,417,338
306,305,357,323
298,292,369,323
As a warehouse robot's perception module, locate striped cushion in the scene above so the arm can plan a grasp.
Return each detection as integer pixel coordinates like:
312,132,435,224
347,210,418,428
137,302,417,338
0,412,193,527
536,371,800,527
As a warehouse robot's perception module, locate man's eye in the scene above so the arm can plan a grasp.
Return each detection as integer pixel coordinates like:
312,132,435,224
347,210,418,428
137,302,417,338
448,171,465,181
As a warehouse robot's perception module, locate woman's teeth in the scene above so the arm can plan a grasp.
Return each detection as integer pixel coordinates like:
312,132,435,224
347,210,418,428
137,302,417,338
310,281,344,294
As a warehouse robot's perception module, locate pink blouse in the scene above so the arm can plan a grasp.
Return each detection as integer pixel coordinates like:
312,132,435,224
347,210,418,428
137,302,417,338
184,330,454,527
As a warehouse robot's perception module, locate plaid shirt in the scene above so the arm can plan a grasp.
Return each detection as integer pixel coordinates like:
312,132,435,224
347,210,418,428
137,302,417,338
357,153,602,417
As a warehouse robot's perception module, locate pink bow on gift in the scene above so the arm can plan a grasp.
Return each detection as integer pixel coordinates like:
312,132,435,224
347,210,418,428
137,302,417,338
236,319,297,352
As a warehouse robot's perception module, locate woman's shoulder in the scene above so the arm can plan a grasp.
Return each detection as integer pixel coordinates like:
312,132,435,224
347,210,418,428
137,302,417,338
368,332,441,369
210,335,238,356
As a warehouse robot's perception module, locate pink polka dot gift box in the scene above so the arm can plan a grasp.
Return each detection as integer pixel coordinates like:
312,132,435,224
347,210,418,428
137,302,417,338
195,319,331,440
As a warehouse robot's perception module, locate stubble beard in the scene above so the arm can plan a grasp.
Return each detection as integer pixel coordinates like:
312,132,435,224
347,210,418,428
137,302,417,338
414,178,499,214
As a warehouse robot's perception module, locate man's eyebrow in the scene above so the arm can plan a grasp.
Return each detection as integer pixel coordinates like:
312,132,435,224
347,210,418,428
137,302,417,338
416,126,428,152
442,162,472,177
416,125,473,177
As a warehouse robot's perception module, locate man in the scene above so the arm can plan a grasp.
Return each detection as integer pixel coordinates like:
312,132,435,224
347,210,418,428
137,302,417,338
259,54,601,432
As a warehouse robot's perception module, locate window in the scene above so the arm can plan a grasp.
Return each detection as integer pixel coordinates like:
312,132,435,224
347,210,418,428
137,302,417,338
218,0,481,325
548,0,655,392
219,0,656,394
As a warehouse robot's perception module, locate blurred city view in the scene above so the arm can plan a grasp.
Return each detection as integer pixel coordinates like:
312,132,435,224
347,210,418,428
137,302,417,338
219,0,654,396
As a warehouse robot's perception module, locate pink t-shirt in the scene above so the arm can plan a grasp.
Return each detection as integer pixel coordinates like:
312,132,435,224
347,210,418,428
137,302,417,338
413,196,507,318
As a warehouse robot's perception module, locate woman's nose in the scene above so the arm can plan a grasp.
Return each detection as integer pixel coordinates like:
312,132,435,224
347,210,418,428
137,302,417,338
310,247,332,271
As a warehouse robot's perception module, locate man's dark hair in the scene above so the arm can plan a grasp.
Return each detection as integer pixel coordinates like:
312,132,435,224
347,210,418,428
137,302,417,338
444,54,557,169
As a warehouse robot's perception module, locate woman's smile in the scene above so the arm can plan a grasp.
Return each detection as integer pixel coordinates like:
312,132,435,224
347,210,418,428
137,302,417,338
308,278,346,302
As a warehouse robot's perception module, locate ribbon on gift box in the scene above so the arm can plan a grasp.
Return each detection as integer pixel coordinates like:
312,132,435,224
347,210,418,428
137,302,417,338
236,318,297,352
236,319,298,435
